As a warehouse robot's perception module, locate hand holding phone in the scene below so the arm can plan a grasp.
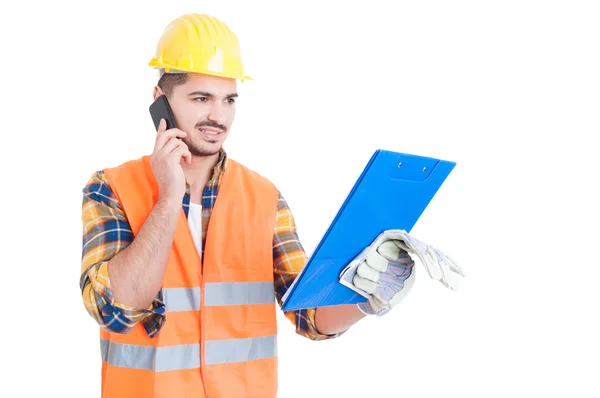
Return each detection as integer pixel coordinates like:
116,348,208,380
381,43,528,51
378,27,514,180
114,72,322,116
149,96,191,202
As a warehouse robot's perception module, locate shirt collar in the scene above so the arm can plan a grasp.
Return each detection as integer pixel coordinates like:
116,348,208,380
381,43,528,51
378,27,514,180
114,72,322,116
184,148,228,193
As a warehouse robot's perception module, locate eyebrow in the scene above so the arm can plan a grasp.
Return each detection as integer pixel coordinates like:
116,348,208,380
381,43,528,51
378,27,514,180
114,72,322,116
188,91,238,99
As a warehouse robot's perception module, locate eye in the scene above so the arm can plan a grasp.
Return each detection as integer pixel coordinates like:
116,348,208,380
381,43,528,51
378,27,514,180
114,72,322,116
225,98,236,104
194,97,209,103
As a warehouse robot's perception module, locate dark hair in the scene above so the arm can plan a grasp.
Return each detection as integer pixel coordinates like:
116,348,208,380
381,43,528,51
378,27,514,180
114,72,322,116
157,71,189,97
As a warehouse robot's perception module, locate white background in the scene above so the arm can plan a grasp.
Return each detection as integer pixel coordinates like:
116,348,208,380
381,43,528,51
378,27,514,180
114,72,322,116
1,1,599,397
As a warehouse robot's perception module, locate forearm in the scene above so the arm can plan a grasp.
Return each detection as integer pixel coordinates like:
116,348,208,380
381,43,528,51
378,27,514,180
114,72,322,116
314,304,366,335
81,263,164,334
109,198,181,309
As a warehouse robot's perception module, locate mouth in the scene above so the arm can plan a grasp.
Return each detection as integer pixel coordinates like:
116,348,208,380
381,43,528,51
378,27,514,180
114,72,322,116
198,128,225,139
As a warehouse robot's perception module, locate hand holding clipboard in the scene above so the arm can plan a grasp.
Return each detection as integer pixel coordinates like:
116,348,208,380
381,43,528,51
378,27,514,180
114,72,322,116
339,229,466,315
281,149,461,312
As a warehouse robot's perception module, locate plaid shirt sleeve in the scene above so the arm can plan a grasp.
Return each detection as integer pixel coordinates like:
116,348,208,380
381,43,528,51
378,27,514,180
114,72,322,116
273,192,345,341
80,171,165,337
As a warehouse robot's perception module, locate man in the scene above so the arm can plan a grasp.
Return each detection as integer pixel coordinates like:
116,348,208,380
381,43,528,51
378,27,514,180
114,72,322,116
80,13,460,398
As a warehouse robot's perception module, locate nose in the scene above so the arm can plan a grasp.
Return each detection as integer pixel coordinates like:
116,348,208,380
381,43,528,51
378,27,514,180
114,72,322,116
207,102,226,127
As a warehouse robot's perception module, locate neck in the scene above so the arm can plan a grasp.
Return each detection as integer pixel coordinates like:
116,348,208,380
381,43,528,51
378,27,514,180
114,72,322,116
182,152,220,199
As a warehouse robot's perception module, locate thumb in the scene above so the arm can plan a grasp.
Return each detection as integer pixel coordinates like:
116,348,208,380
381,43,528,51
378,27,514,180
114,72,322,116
157,118,167,134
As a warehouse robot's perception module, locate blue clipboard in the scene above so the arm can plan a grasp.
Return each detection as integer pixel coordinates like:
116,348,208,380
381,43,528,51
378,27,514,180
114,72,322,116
280,149,456,312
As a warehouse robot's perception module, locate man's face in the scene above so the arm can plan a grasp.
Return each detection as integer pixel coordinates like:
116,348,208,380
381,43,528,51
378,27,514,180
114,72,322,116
157,73,237,157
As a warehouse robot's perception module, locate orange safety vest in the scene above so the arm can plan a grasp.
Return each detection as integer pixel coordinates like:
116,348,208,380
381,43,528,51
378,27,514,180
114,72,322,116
101,155,280,398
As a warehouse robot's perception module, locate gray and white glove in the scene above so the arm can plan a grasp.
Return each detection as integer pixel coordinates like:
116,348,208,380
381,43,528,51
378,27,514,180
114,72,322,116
339,229,465,316
384,229,465,291
353,240,416,316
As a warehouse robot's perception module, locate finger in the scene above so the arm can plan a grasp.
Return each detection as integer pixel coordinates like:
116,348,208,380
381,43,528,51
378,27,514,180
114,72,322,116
353,274,378,294
428,248,458,285
365,251,389,273
182,148,192,165
429,246,465,277
170,143,192,164
377,240,401,260
155,138,180,158
417,251,442,281
157,118,167,134
153,119,169,151
442,253,466,277
160,136,188,155
440,256,465,277
450,261,466,277
427,249,451,288
442,265,460,291
424,249,444,281
177,145,192,165
358,259,382,282
154,128,187,152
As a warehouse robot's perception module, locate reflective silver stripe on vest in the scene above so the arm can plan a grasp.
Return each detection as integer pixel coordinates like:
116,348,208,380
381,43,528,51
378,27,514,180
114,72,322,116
205,335,277,365
160,282,274,311
162,287,201,312
100,336,276,370
101,340,200,371
204,282,275,306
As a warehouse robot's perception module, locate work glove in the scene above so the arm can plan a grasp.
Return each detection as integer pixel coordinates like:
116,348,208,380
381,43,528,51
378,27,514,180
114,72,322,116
386,229,465,290
339,229,465,316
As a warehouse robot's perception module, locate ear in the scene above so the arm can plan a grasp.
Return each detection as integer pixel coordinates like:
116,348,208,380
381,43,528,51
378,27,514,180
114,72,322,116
153,85,165,100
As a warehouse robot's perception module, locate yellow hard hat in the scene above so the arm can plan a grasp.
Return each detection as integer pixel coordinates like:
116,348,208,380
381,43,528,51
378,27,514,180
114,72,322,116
149,14,251,80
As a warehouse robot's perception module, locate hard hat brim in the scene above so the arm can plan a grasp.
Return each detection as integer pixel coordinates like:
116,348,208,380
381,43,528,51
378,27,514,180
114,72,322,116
149,59,252,81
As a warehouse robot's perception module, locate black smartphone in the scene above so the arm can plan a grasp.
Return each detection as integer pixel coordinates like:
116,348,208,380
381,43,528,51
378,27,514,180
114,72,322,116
149,95,177,131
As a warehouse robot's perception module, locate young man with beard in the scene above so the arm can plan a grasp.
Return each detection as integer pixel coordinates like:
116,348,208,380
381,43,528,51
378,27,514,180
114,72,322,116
79,13,459,398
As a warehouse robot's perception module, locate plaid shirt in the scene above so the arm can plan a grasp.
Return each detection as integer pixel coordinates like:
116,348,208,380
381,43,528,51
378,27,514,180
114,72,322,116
80,150,341,341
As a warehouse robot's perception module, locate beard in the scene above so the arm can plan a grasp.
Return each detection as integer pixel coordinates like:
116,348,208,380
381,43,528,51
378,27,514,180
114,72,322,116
187,140,221,157
185,120,227,157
